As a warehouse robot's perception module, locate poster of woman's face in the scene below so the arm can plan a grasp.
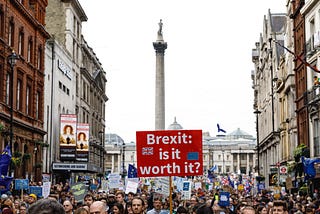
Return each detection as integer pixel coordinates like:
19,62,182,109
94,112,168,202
77,132,89,150
59,115,77,146
64,125,73,135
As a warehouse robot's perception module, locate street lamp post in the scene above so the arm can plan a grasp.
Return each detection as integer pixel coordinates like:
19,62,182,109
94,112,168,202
8,50,18,176
254,109,262,175
98,130,105,173
121,142,126,181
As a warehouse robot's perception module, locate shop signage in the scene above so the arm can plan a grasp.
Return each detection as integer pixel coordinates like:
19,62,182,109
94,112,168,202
52,163,88,171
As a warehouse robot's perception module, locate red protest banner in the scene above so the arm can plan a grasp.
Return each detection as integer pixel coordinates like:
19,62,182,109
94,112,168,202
136,130,203,177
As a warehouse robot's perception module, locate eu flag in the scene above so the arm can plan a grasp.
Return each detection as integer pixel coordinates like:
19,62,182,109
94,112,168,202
0,145,12,176
128,164,138,178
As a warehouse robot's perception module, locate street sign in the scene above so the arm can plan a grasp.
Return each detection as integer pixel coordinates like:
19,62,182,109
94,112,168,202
136,130,203,177
280,166,287,174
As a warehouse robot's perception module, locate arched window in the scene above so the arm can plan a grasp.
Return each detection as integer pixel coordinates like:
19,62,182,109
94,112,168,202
24,144,28,153
14,141,19,152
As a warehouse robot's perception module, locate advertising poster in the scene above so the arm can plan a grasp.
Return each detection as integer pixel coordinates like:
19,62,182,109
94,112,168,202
76,123,89,162
136,130,203,177
60,114,77,161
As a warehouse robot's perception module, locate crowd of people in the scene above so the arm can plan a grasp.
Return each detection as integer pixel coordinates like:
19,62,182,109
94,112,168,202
0,181,319,214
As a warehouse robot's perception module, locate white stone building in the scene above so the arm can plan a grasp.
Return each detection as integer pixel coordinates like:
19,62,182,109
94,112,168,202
44,0,107,183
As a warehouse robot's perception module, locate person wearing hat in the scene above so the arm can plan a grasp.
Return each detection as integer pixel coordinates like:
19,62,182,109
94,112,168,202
28,194,37,206
107,193,116,210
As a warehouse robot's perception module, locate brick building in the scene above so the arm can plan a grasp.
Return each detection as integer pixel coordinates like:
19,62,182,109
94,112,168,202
0,0,50,181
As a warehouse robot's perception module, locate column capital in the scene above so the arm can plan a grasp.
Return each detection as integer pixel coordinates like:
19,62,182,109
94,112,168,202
153,42,167,54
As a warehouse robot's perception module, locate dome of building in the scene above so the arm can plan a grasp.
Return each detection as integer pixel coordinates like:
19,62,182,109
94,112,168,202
228,128,254,140
167,117,183,130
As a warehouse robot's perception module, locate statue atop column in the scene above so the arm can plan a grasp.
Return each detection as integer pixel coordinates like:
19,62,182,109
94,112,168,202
157,19,163,41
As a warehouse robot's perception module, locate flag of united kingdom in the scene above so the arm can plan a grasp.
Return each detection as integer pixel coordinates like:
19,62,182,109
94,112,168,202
142,147,153,155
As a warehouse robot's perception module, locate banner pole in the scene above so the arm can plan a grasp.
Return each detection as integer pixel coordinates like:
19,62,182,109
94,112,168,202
169,175,173,214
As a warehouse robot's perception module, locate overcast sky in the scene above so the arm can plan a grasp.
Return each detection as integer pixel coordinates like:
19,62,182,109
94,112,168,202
77,0,286,143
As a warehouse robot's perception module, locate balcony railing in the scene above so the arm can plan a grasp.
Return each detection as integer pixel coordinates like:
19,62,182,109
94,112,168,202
306,86,320,105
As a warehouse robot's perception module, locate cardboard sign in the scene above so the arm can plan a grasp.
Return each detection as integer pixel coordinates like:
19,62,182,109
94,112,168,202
136,130,203,177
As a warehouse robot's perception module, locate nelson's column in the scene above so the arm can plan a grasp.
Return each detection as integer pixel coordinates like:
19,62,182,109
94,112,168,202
153,19,167,130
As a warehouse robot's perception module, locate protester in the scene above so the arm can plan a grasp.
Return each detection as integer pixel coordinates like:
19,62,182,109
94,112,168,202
74,207,89,214
146,197,162,214
240,205,256,214
84,194,94,208
28,194,37,206
112,202,125,214
90,201,107,214
131,197,145,214
272,200,288,214
176,206,188,214
63,200,74,214
116,191,127,211
27,198,65,214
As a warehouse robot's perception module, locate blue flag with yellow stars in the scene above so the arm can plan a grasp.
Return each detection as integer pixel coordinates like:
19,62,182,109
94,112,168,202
0,145,11,176
128,164,138,178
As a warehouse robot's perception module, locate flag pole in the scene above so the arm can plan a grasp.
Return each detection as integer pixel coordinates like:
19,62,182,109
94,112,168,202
169,176,173,214
272,39,320,73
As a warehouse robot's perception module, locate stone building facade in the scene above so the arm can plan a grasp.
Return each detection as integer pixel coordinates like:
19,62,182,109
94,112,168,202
44,0,107,183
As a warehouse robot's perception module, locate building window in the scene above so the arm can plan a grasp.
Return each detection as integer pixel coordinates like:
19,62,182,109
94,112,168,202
8,20,14,47
26,85,30,115
226,166,230,173
0,8,4,38
59,81,62,89
83,82,86,100
37,46,42,70
27,39,32,63
18,30,24,56
5,73,10,105
76,73,79,96
313,118,320,156
77,22,80,39
17,79,22,111
35,91,41,119
73,39,76,62
35,92,39,119
73,16,77,36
